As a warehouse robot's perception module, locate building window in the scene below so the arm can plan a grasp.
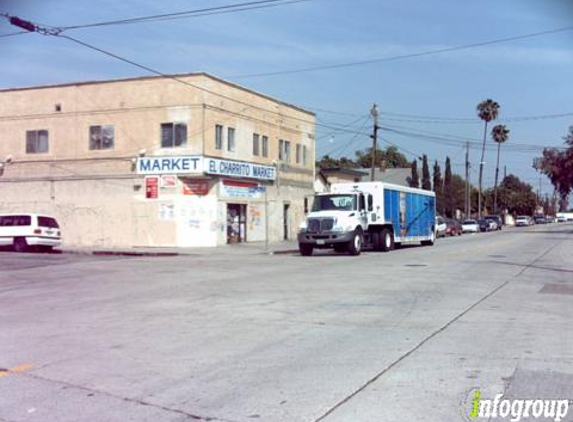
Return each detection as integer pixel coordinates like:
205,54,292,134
283,140,291,163
303,145,308,166
296,144,302,164
89,125,115,150
227,127,235,152
26,130,49,154
161,123,187,148
262,135,269,157
279,139,284,161
215,124,223,150
253,133,260,156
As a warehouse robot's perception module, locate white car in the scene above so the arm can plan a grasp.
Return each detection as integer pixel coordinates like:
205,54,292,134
515,216,531,227
462,219,479,233
435,216,447,238
0,214,61,252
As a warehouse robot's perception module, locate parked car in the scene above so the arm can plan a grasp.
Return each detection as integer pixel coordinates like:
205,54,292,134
462,219,479,233
445,218,463,236
484,215,503,230
485,218,499,231
435,216,447,238
515,215,531,227
557,215,567,223
534,215,547,224
0,214,61,252
477,219,491,232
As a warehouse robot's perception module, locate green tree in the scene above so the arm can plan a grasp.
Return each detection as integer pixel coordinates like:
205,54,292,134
477,99,500,218
409,159,420,188
535,126,573,210
444,157,453,217
495,174,537,215
355,146,409,169
421,155,431,191
492,124,510,213
316,155,357,169
433,160,443,215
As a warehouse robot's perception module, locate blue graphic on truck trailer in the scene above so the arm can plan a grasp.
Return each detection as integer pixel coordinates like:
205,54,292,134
383,188,435,241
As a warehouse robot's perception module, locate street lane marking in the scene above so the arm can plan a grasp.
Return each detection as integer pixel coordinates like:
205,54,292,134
0,363,34,378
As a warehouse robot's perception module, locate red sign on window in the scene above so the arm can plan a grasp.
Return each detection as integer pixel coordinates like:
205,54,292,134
145,177,159,199
182,179,209,196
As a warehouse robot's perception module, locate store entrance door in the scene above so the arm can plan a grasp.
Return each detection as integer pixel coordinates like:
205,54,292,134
227,204,247,244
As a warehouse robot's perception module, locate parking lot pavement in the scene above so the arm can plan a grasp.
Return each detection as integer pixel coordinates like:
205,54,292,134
0,224,572,422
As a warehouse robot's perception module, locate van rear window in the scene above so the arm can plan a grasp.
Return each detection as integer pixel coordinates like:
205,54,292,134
0,215,31,226
38,217,59,228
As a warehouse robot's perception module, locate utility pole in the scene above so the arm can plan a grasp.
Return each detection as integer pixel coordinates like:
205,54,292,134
465,141,470,218
370,104,379,182
504,165,507,179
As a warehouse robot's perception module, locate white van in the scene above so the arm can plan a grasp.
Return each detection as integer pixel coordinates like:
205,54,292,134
0,214,61,252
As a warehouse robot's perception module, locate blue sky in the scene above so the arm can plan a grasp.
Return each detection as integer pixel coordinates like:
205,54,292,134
1,0,572,196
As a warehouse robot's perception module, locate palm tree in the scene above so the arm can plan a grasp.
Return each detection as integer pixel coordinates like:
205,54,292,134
492,124,510,214
476,99,500,218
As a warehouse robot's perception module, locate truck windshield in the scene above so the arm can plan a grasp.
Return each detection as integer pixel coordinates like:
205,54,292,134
312,194,357,212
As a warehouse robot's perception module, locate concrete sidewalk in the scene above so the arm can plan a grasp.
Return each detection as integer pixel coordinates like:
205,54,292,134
59,239,300,257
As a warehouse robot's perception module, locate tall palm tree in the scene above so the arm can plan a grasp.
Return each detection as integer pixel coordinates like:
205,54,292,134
492,124,510,214
476,99,500,218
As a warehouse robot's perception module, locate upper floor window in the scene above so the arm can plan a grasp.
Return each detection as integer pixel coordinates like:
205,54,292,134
161,123,187,148
26,130,49,154
279,139,291,162
303,145,308,166
296,144,302,164
227,127,235,152
215,124,223,150
262,135,269,157
253,133,260,156
89,125,115,150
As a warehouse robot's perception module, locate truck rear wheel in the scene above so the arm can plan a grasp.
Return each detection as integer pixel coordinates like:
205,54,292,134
299,243,314,256
380,228,394,252
347,228,363,256
421,229,435,246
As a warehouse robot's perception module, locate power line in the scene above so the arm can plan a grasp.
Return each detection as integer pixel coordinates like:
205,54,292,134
230,25,573,79
0,30,28,38
60,0,317,31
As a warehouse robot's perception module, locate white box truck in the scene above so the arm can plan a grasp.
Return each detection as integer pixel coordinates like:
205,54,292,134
298,182,436,256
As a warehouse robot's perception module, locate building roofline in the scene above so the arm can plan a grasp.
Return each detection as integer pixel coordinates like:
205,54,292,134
0,72,315,116
320,167,366,177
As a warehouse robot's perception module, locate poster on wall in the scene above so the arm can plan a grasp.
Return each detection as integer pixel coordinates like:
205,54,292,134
161,175,177,188
159,203,175,220
145,176,159,199
220,180,262,199
182,179,210,196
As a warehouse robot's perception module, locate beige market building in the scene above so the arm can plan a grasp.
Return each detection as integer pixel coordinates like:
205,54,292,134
0,73,316,248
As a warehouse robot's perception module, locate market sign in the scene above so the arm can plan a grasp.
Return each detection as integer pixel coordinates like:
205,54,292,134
205,158,276,181
137,156,203,175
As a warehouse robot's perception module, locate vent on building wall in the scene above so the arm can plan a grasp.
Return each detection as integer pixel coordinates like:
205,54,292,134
55,104,62,112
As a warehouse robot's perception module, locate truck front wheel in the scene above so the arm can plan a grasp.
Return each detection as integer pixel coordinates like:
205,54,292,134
347,228,363,256
299,243,314,256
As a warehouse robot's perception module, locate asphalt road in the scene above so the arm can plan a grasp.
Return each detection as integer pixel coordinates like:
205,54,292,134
0,224,572,422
